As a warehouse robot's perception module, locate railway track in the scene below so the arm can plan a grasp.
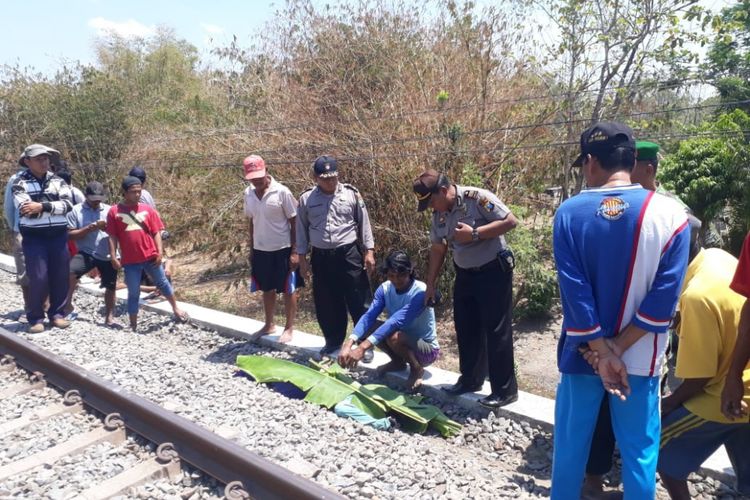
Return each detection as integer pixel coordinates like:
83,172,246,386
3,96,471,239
0,328,342,500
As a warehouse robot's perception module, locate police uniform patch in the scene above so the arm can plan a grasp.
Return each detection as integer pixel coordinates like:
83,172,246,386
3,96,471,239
478,196,495,211
464,190,478,199
596,197,629,220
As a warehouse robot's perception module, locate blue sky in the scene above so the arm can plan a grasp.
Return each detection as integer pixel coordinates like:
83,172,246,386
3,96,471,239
0,0,732,77
0,0,296,74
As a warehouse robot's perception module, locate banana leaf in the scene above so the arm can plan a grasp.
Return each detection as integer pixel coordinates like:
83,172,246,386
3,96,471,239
236,355,462,437
316,361,462,438
236,355,386,418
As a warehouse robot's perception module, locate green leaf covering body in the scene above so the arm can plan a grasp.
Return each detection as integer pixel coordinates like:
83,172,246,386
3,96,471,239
236,355,462,437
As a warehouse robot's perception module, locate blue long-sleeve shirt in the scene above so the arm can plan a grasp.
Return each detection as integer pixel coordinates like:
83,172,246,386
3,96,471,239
553,185,689,377
351,279,438,348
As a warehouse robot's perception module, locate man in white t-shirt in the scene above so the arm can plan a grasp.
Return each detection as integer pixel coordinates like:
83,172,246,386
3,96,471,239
243,155,302,343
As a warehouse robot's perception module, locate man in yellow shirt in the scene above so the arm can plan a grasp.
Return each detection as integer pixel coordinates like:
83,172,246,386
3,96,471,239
658,246,750,499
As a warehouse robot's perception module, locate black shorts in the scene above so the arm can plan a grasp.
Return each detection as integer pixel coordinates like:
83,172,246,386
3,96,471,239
251,247,305,293
70,252,118,291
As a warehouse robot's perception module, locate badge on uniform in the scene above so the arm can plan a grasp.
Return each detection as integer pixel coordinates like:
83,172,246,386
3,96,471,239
478,197,495,211
596,197,629,221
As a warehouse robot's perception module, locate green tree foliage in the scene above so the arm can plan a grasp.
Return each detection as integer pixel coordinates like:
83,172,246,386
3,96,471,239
94,28,223,128
705,0,750,110
659,109,750,248
0,65,131,164
532,0,714,196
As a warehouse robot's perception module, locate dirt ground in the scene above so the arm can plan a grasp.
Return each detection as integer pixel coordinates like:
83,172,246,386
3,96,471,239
170,249,561,399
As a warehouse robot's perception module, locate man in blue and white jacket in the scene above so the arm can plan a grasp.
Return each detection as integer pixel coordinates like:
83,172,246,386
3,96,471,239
338,250,440,391
12,144,74,333
551,123,689,499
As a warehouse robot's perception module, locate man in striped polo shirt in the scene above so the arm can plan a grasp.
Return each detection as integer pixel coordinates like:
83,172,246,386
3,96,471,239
12,144,74,333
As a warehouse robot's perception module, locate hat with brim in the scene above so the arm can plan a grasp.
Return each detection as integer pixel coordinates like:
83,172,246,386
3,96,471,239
574,122,635,168
19,144,60,166
243,155,267,180
413,169,441,212
313,155,338,178
84,181,107,202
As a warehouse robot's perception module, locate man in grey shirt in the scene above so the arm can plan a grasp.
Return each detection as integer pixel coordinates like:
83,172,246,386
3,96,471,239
297,155,376,358
414,169,519,408
65,181,118,327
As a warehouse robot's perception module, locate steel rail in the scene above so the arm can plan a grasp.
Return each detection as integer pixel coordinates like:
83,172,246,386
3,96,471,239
0,328,343,500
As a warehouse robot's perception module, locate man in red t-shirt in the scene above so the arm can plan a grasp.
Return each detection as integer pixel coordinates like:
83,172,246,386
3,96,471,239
722,231,750,422
106,176,188,330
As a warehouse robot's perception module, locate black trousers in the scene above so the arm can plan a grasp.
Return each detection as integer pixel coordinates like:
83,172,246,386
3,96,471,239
586,397,616,475
311,243,371,348
453,261,518,397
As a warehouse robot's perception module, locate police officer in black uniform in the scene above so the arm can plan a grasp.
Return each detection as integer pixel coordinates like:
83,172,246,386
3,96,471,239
414,169,519,408
297,156,376,358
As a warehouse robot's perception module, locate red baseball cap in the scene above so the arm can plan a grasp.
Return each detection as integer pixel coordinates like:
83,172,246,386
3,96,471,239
243,155,266,180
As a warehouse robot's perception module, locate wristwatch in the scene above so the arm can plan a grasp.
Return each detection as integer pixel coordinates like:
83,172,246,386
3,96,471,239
471,228,479,241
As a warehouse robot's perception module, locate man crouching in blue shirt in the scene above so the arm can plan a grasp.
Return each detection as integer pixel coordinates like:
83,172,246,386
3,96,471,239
551,122,689,499
338,250,440,391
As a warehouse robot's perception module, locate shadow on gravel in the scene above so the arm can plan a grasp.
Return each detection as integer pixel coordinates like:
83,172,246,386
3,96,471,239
518,434,553,481
203,340,266,365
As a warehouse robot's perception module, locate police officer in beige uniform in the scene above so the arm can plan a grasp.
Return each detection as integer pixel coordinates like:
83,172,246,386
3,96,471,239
414,169,519,408
297,155,376,359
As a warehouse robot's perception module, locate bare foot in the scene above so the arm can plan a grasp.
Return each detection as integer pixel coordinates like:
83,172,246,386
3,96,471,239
278,327,293,344
376,360,407,376
250,325,276,341
405,366,425,391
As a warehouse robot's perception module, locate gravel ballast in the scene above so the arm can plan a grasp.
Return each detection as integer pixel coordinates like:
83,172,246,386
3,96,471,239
0,269,743,499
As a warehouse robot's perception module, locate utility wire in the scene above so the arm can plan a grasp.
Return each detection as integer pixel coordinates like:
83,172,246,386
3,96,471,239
139,78,710,144
3,127,745,173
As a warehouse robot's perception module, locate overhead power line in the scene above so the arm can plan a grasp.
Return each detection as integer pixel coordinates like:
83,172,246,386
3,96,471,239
3,127,744,174
139,78,711,144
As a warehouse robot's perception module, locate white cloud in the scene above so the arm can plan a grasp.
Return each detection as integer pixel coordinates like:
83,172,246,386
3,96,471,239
200,23,224,35
88,17,155,38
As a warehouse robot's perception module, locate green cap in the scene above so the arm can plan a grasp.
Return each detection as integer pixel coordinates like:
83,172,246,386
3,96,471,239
636,141,659,161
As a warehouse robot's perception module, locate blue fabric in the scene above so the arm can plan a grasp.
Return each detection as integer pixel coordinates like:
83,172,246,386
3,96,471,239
333,396,392,431
123,260,174,315
22,232,70,324
551,374,660,500
659,406,750,488
66,202,111,260
351,279,437,347
553,186,689,374
3,171,21,232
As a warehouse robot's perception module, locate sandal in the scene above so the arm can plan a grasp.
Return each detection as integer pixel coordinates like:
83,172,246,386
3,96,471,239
174,312,190,324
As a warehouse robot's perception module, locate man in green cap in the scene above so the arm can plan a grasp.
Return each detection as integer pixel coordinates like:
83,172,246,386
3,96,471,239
631,141,689,211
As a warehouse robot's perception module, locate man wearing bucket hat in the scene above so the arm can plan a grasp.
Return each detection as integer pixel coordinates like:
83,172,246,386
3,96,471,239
64,181,118,327
12,144,74,333
243,154,302,344
296,155,376,360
